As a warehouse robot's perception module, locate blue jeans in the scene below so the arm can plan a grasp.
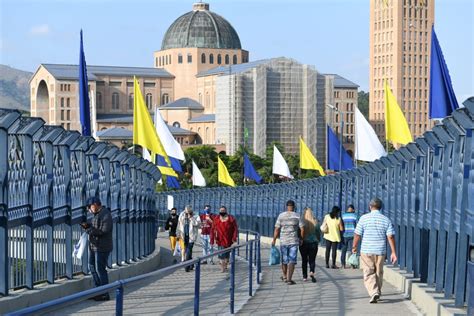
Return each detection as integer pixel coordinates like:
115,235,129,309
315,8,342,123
89,250,110,287
201,234,212,257
340,237,354,266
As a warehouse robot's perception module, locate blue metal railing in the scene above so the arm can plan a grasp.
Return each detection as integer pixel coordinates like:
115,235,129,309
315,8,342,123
8,230,261,316
157,99,474,307
0,108,161,296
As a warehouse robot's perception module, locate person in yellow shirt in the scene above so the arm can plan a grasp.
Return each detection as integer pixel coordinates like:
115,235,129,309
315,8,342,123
323,206,344,269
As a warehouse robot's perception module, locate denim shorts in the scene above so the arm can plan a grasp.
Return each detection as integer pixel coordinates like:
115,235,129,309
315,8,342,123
218,246,230,259
280,244,298,264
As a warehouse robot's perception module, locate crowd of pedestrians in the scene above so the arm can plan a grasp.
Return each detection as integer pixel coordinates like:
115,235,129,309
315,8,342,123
163,196,396,304
164,204,238,273
270,197,397,304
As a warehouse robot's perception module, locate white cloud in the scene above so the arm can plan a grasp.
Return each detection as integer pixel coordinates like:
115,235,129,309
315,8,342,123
30,24,50,36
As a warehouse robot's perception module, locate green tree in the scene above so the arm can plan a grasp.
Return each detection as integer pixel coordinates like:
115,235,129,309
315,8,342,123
358,90,369,119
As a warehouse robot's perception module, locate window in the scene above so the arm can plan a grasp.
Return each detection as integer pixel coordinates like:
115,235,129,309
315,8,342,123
225,54,229,64
66,98,70,107
129,93,134,109
66,110,70,120
172,121,180,128
169,54,171,64
178,54,183,64
201,53,206,64
209,54,214,64
187,54,192,63
146,93,153,109
61,97,64,107
155,57,158,67
61,110,64,120
97,92,103,108
233,55,237,64
112,92,119,109
161,93,169,105
217,54,222,64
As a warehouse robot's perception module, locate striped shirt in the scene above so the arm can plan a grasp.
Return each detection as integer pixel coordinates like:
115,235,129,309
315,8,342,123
341,212,357,238
354,210,395,255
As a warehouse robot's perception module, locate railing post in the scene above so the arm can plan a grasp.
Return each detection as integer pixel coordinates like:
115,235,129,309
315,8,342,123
116,284,124,316
257,236,261,284
194,261,201,316
230,248,236,314
245,231,249,260
248,241,253,296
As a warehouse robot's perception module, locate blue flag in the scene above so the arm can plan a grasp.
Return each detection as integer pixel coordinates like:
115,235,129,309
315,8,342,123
244,153,263,184
429,26,459,119
327,125,354,171
166,176,181,189
157,155,183,173
78,30,91,136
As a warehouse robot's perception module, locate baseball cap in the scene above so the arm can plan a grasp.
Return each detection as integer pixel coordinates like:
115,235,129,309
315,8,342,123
86,196,101,206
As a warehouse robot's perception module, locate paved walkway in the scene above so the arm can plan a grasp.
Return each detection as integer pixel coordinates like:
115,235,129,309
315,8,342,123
239,243,422,316
47,235,422,315
51,233,256,315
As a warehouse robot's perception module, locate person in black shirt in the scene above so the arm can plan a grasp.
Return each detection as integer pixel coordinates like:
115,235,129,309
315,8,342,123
165,207,179,253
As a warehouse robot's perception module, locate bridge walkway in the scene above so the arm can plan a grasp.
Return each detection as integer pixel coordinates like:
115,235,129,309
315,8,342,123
238,243,422,315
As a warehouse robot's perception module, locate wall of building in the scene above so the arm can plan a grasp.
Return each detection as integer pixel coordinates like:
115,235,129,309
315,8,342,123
369,0,434,140
30,65,174,132
154,47,249,101
329,87,358,154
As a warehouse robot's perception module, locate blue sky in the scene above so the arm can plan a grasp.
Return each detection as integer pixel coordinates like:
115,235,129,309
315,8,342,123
1,0,472,101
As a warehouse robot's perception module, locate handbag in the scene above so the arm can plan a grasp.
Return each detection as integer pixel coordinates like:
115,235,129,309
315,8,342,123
320,215,329,234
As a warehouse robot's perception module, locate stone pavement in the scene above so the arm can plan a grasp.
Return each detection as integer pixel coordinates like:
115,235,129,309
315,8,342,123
49,233,257,315
238,243,422,316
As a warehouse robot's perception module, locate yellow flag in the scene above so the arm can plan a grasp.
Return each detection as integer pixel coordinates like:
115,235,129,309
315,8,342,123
133,77,177,177
217,156,235,187
299,137,326,176
384,80,413,145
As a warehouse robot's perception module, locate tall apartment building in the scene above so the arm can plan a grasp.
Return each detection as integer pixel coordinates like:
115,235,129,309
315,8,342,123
369,0,434,140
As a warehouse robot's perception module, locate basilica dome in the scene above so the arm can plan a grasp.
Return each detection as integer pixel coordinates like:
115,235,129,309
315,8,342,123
161,3,242,50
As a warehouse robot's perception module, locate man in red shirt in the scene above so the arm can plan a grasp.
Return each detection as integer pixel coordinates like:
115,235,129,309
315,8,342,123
211,206,238,273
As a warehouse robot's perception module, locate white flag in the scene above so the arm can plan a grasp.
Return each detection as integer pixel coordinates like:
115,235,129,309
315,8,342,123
354,107,386,162
167,195,174,210
272,145,293,179
142,147,152,162
154,108,185,161
192,160,206,187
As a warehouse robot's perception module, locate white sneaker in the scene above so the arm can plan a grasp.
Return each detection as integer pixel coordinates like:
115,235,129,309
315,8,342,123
369,294,379,304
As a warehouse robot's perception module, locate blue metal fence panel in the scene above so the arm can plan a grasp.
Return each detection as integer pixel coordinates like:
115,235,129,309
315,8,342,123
0,109,159,296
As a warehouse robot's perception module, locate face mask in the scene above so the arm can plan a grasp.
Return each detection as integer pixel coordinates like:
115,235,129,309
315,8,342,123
171,213,176,217
219,212,227,216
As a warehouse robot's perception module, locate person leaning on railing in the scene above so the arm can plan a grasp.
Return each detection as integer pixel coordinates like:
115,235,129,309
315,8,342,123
80,196,113,301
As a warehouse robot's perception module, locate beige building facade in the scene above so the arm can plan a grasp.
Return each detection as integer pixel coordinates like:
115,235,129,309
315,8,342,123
30,64,175,133
369,0,434,140
326,74,359,155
